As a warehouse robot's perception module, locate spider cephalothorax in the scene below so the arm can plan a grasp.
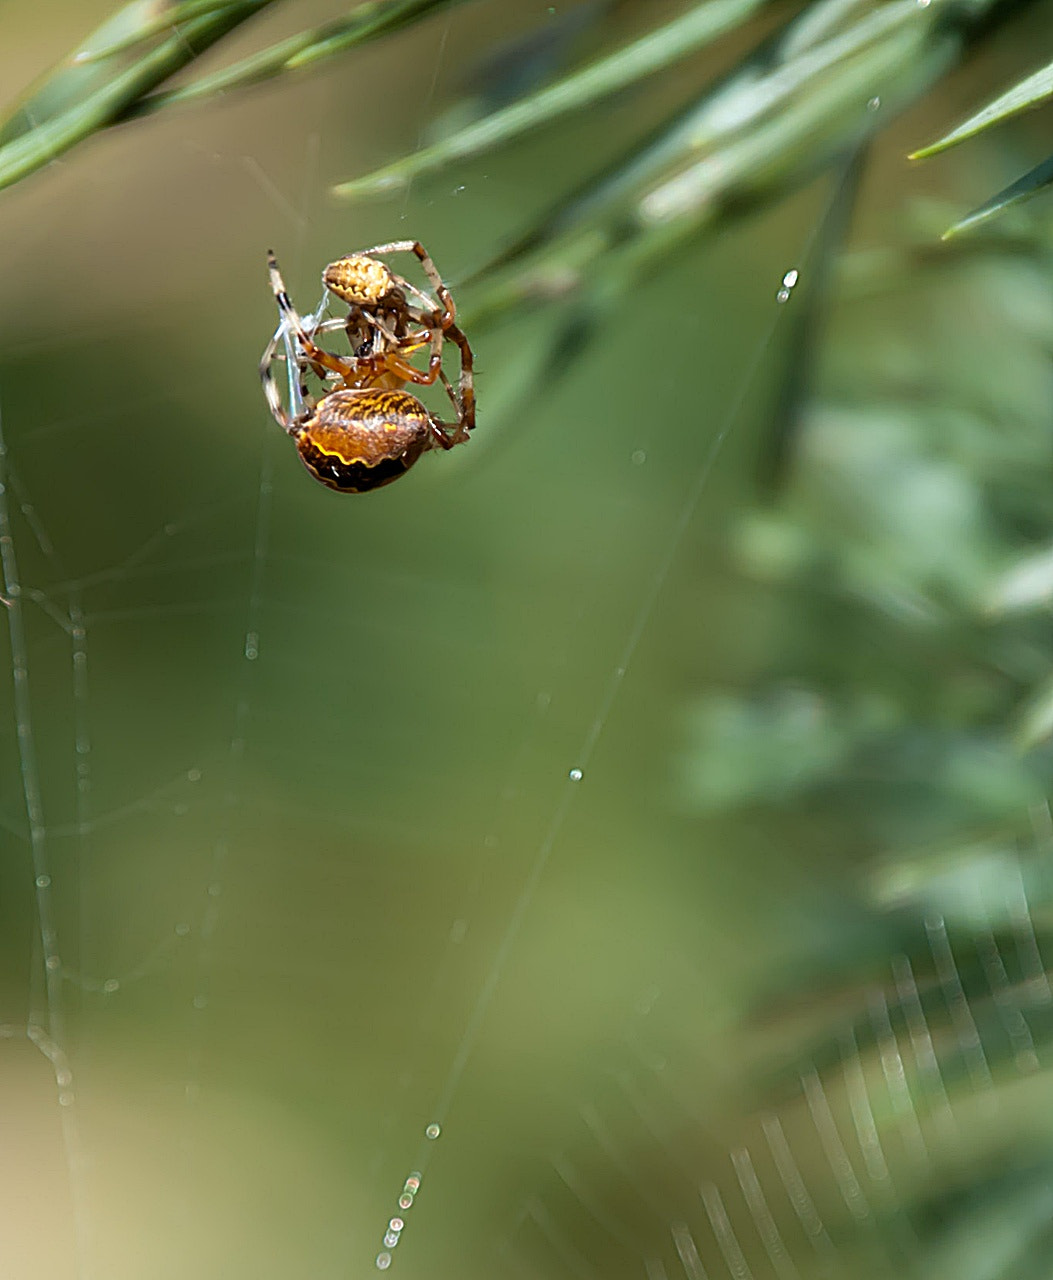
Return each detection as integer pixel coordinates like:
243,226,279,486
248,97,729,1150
260,241,475,493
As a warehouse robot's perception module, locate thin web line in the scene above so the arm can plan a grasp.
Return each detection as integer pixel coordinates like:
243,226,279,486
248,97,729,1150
371,227,833,1273
398,12,451,222
0,398,92,1278
429,279,781,1130
370,135,870,1266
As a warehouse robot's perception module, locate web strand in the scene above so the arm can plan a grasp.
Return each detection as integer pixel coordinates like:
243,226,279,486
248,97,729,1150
0,400,91,1277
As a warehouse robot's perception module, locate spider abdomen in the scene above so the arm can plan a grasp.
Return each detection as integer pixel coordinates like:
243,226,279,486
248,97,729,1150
297,388,433,493
323,255,395,306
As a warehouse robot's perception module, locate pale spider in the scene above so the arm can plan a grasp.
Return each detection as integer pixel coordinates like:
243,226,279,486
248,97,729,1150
260,240,476,493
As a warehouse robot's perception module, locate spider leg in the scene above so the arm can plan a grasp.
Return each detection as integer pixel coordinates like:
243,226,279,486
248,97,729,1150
268,251,359,382
362,310,401,352
259,325,292,431
379,323,444,387
424,413,456,451
442,321,475,436
360,240,456,328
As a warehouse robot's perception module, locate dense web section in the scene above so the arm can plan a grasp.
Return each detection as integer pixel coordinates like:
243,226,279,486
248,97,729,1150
2,6,1053,1280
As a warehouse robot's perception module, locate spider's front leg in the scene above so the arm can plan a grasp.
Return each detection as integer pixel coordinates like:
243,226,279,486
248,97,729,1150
268,251,359,384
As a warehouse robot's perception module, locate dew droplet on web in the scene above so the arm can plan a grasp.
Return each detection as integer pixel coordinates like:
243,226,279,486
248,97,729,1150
776,267,800,304
568,768,583,782
425,1122,441,1139
376,1252,392,1270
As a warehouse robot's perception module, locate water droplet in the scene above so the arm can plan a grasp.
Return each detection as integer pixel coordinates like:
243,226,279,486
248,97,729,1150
867,96,881,111
187,768,202,782
46,955,60,971
175,922,190,936
376,1252,392,1269
631,450,647,465
405,1175,421,1192
425,1123,441,1140
782,268,799,289
389,1218,404,1232
568,768,583,782
58,1091,74,1107
56,1069,72,1086
103,978,120,993
383,1232,400,1248
244,631,259,660
35,875,50,889
192,994,208,1010
399,1193,413,1210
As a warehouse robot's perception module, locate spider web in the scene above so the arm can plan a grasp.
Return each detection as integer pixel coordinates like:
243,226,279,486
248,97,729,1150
2,4,1053,1280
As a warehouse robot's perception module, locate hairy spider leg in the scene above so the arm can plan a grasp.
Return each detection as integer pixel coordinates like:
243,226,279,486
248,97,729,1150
442,321,476,436
357,240,457,330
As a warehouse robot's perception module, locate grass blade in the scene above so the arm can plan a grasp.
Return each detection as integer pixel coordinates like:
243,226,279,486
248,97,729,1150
123,0,466,118
942,150,1053,238
467,0,969,325
910,55,1053,159
0,2,270,190
332,0,772,200
76,0,242,62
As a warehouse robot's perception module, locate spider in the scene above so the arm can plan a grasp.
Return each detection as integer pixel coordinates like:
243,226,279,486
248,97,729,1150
260,241,476,493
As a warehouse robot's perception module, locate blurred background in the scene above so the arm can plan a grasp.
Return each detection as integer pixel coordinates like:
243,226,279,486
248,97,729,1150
1,1,1053,1277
